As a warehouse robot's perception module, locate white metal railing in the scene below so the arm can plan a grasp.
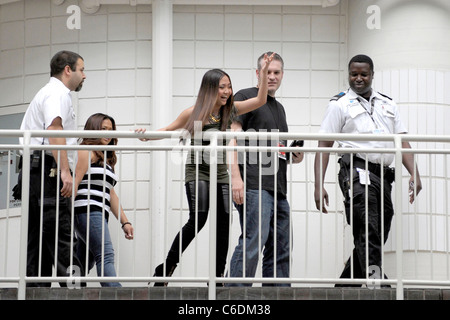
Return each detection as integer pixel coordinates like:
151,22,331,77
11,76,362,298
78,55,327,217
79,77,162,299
1,129,450,300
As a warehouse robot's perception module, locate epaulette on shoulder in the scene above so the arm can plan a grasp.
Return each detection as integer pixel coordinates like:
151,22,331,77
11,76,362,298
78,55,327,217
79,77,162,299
330,92,345,101
378,92,392,100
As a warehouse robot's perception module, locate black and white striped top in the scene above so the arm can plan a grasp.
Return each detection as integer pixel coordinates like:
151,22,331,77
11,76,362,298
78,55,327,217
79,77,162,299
74,162,118,220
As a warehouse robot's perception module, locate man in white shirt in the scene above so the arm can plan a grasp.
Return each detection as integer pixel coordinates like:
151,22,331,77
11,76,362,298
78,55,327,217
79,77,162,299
314,54,422,287
19,50,86,287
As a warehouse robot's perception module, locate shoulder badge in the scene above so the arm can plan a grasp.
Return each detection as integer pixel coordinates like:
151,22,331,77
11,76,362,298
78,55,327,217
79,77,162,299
330,92,345,101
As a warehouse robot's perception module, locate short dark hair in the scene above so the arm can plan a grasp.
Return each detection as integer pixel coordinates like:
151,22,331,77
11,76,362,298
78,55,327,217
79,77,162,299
348,54,374,72
257,51,284,71
50,50,83,77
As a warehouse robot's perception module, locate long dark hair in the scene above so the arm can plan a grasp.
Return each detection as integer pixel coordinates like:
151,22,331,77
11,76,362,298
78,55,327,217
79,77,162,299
184,69,234,135
80,113,118,169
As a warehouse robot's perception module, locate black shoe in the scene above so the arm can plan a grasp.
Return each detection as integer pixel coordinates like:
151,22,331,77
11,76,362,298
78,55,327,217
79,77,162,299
152,262,177,287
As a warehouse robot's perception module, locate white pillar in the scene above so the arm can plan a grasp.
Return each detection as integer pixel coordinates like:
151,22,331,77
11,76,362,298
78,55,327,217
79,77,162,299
151,0,173,263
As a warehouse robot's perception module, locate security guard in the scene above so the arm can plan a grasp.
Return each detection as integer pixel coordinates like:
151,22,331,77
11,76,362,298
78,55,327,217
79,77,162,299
314,54,422,287
17,51,86,287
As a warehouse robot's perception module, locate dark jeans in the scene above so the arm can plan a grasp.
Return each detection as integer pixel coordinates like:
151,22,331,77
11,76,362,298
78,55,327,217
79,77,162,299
227,189,291,287
165,180,230,276
25,154,84,287
337,159,394,287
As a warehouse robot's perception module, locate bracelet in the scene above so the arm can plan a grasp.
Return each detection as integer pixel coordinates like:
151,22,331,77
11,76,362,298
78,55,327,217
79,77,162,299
122,222,132,228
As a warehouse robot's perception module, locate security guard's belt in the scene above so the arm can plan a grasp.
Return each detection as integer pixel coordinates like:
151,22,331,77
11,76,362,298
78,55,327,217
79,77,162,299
339,153,395,182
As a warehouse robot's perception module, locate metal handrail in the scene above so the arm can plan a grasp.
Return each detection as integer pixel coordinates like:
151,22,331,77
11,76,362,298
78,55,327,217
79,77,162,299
1,130,449,300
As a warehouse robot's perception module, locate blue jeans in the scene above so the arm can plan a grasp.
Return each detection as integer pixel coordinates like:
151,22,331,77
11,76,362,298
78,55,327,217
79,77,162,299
228,189,291,287
75,211,121,287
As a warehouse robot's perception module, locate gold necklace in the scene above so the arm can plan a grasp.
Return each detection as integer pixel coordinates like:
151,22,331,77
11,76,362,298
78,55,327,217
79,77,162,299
209,112,221,124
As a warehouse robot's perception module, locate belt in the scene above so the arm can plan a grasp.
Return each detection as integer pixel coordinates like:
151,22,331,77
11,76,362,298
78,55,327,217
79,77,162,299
22,151,57,171
352,156,387,174
339,154,395,182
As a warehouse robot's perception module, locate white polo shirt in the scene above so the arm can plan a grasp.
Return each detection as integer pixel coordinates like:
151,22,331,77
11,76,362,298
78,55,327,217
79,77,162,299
20,77,77,167
319,88,407,166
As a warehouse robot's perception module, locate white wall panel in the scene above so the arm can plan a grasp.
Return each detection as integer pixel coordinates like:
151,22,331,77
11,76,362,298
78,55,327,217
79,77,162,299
173,68,195,97
79,43,107,70
0,21,24,50
24,46,50,75
311,15,340,42
282,70,310,97
80,15,108,42
282,14,310,41
311,71,339,98
445,72,450,105
0,77,22,105
24,74,47,102
311,43,340,70
224,41,252,69
108,13,136,40
0,48,23,77
77,98,107,127
25,1,48,18
136,69,152,96
51,16,78,44
173,41,194,67
0,0,22,21
282,42,311,70
136,12,152,39
25,18,50,46
108,41,136,69
173,12,194,39
253,13,282,41
135,97,151,125
195,40,224,68
224,14,252,41
196,13,223,40
136,40,152,68
78,70,107,98
107,69,136,97
227,69,253,95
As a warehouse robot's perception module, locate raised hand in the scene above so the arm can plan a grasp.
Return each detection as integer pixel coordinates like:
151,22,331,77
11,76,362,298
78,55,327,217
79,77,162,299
259,52,275,74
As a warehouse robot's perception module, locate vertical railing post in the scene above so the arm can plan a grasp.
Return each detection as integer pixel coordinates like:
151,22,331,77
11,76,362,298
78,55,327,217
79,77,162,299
394,135,404,300
208,133,218,299
152,0,173,266
18,131,31,300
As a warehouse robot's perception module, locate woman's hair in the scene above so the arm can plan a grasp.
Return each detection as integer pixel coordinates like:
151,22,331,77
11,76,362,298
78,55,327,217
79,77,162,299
184,69,234,134
80,113,117,169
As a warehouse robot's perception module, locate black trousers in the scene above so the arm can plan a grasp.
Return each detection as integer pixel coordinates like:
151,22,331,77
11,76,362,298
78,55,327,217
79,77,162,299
337,157,394,287
165,180,230,276
25,154,84,287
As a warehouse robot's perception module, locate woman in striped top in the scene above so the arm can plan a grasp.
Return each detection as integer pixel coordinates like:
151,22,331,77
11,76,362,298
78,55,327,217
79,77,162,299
74,113,133,287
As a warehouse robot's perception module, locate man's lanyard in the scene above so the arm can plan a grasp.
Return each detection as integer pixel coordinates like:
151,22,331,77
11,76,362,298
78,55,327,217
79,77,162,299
356,97,378,128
